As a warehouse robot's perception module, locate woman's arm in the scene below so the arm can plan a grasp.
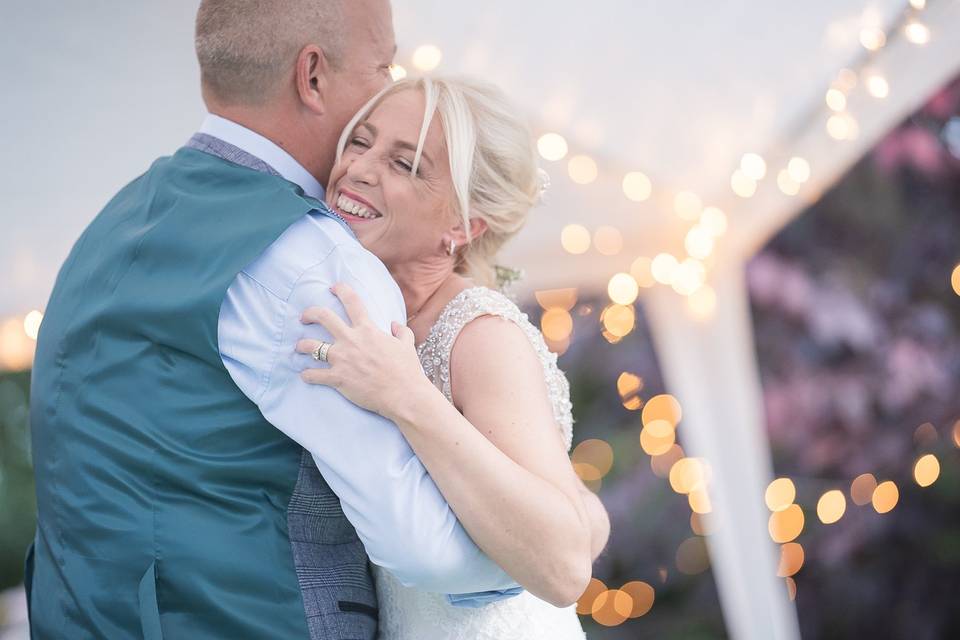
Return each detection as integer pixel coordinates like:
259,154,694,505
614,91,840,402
298,286,596,607
577,480,611,561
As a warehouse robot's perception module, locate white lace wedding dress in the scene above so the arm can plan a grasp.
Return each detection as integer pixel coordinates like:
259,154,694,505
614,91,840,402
372,287,587,640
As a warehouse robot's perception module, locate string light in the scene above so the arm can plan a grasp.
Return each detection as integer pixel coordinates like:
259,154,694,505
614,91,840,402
825,88,847,111
608,273,640,305
560,224,591,254
865,73,890,99
740,153,767,181
859,27,886,51
904,20,931,45
411,44,443,71
568,155,599,184
593,226,623,256
23,310,43,340
537,133,569,161
730,169,757,198
622,171,653,202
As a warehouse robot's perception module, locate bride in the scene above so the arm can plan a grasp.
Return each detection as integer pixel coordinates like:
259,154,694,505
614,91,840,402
296,76,610,639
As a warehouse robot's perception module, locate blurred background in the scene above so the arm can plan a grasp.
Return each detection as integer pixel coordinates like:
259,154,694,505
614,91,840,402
2,1,960,638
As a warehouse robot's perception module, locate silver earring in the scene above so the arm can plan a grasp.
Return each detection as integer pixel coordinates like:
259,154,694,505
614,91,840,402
448,240,457,256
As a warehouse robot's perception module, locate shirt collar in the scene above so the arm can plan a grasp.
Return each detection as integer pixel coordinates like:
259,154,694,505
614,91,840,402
198,114,325,201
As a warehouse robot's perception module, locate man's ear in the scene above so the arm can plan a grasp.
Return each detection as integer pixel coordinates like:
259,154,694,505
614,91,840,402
295,44,330,115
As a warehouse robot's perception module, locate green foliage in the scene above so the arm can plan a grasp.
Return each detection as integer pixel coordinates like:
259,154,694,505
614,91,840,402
0,371,34,591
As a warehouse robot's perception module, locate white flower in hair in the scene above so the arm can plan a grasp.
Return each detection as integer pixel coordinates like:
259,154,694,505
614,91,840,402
535,168,551,205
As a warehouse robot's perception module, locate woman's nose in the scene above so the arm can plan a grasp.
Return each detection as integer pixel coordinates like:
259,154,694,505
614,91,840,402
345,154,379,186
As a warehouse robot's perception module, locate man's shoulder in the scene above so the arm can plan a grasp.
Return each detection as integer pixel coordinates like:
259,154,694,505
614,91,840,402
239,212,402,310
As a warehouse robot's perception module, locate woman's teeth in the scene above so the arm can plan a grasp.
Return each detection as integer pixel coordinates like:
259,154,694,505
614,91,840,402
337,194,381,219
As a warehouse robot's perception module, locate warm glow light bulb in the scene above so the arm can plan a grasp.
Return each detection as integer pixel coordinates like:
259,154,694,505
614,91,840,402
411,45,443,71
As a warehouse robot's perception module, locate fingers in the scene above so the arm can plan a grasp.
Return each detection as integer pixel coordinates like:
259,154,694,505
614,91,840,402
300,367,338,387
295,338,329,357
331,283,370,326
301,306,349,339
391,321,415,348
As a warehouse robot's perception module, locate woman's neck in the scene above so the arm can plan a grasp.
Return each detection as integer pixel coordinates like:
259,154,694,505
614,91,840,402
390,260,472,346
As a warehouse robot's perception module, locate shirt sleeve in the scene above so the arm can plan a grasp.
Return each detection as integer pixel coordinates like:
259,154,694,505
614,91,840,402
218,240,522,602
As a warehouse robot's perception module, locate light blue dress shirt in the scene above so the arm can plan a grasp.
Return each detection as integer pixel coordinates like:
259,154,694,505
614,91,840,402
208,115,522,606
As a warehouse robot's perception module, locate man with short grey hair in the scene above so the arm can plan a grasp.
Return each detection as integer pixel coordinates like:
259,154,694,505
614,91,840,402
27,1,520,638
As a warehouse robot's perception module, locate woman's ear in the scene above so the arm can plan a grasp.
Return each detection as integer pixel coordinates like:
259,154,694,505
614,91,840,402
295,44,330,116
445,217,487,250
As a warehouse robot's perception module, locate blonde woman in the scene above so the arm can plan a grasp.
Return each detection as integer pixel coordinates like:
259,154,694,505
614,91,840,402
297,77,610,639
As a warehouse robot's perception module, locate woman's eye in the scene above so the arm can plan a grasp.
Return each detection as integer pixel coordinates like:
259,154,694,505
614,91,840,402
349,137,369,148
395,158,414,172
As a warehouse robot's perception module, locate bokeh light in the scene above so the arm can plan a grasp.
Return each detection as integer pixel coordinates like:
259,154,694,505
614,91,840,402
765,478,796,512
671,258,706,296
865,73,890,99
699,207,728,236
763,478,797,511
777,542,805,577
411,44,443,71
816,490,847,524
690,512,715,536
688,487,713,514
826,88,847,111
687,285,717,318
535,288,578,311
622,171,652,202
651,253,679,284
568,155,599,184
389,64,407,81
785,577,798,601
740,153,767,181
685,226,715,260
537,133,569,161
620,581,655,618
630,256,657,288
592,589,632,626
951,263,960,296
651,444,685,478
601,304,636,338
676,536,710,575
914,454,940,487
768,504,805,543
872,480,899,514
640,420,676,456
561,224,592,255
594,226,623,256
641,393,682,427
859,27,886,51
904,20,931,45
608,273,640,305
850,473,878,506
23,310,43,340
541,308,573,342
577,578,607,615
669,457,708,494
731,169,757,198
572,439,614,478
787,157,810,183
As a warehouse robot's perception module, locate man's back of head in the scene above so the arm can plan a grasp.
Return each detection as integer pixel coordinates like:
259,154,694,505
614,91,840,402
194,0,396,183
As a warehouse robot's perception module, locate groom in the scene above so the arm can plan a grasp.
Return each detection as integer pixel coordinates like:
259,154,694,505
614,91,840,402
26,1,520,638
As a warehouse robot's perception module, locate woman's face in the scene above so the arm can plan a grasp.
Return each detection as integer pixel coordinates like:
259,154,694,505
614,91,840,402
326,89,457,271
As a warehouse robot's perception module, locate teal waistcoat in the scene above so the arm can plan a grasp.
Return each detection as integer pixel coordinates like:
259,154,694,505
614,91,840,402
27,146,371,639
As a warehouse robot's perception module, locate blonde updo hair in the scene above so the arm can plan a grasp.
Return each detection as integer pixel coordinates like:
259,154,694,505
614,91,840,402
334,76,542,287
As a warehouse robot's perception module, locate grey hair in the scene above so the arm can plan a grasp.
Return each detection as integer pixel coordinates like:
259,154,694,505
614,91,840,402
195,0,345,105
335,76,541,287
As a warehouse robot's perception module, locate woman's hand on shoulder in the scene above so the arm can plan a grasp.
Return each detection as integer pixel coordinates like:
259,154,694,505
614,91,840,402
296,283,430,418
